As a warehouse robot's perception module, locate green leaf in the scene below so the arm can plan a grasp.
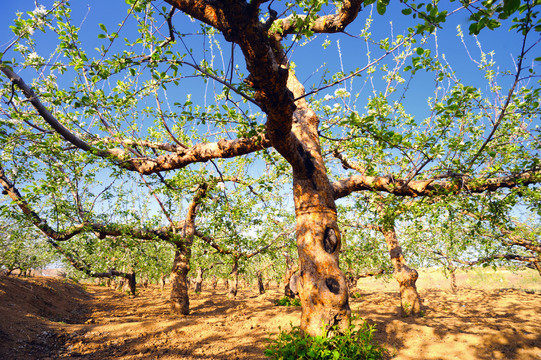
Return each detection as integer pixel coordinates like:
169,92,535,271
376,0,387,15
402,8,413,15
503,0,520,14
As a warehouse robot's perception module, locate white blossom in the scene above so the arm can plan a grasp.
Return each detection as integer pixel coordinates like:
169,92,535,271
32,5,47,17
27,52,39,60
334,88,350,98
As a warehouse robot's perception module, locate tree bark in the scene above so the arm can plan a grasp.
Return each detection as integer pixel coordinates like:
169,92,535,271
169,245,191,315
228,260,239,298
282,75,350,335
284,267,298,298
194,267,204,293
381,223,422,316
160,274,167,290
169,183,208,314
256,270,265,294
450,268,458,294
533,262,541,277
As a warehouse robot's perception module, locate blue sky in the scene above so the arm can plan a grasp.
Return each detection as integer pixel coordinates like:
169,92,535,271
0,1,528,91
0,1,539,254
1,1,538,178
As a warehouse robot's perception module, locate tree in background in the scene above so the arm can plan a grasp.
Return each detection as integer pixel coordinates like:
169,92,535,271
0,213,56,276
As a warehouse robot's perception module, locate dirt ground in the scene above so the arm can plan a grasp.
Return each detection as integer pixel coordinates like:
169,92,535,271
0,270,540,360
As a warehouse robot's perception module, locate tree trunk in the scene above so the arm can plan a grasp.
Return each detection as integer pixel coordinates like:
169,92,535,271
284,265,297,298
381,224,422,316
280,75,349,336
160,274,167,290
227,260,238,298
256,270,265,294
533,261,541,277
211,275,217,289
126,271,136,296
194,267,204,293
169,246,191,315
450,268,458,294
346,274,360,293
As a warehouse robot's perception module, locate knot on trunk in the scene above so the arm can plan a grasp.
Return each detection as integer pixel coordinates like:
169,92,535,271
389,246,403,259
393,266,418,284
325,277,340,294
323,227,338,254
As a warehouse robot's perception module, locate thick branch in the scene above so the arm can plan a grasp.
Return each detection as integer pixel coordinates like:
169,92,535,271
0,66,271,175
0,66,121,158
136,135,271,174
332,169,541,199
273,0,363,36
434,251,539,266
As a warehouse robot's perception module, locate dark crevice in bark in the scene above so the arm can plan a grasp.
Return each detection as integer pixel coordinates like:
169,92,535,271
325,277,340,294
323,227,338,254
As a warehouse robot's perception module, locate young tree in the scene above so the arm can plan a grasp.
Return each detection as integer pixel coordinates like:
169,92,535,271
1,0,540,336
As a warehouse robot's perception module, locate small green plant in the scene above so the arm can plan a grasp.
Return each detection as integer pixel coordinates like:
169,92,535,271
350,292,362,299
401,303,411,317
265,318,386,360
275,296,301,307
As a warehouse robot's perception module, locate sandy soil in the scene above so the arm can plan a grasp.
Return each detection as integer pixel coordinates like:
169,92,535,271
0,273,540,360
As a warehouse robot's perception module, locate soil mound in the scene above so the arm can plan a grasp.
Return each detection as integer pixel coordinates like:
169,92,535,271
0,276,89,359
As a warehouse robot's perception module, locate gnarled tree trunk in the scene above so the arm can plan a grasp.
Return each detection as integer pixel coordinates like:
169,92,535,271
169,245,191,315
125,271,136,295
284,266,298,298
169,183,208,315
283,75,350,336
381,224,422,316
